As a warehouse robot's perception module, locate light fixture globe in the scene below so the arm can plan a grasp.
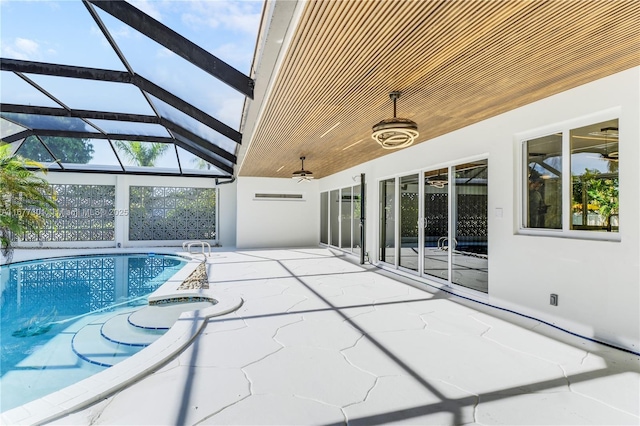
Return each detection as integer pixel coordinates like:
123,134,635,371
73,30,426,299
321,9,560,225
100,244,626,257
372,91,419,149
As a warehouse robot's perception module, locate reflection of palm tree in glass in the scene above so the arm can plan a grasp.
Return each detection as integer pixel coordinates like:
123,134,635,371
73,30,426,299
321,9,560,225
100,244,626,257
114,141,168,166
191,157,211,170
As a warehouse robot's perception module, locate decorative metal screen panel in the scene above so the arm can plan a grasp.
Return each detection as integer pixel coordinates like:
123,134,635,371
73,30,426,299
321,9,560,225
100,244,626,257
129,186,217,241
424,193,449,238
456,195,488,237
22,184,115,242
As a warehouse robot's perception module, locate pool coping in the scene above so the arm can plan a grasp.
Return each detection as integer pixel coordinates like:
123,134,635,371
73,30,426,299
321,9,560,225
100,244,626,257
1,255,243,426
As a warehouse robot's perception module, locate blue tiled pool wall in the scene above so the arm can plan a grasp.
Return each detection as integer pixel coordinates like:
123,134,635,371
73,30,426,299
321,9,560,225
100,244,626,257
0,255,185,376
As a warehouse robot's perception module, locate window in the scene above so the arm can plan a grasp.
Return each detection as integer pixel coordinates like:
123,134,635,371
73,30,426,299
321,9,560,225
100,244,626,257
522,117,619,236
525,133,562,229
570,123,619,232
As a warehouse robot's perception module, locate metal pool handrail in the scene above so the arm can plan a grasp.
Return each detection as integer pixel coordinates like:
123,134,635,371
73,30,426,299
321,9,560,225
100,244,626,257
182,241,212,257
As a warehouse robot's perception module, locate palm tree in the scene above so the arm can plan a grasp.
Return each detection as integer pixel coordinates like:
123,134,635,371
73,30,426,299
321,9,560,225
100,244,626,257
114,141,169,167
0,145,57,261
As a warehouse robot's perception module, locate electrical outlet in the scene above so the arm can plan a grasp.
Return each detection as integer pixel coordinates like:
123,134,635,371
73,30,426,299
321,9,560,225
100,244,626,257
550,294,558,306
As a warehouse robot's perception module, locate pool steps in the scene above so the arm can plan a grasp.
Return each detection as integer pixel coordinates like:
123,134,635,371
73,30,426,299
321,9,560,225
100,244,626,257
128,301,214,330
72,301,214,367
101,313,163,346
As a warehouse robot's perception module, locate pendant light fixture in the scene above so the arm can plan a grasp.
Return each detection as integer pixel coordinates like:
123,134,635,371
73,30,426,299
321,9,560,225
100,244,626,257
292,156,314,182
427,169,448,188
371,91,419,150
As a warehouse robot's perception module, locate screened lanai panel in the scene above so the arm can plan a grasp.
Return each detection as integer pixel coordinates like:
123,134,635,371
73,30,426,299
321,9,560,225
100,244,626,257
95,7,245,129
148,94,238,156
0,139,24,156
0,1,126,70
113,140,180,171
0,71,60,108
120,0,262,75
15,136,61,169
25,74,155,115
86,119,171,138
0,118,27,140
176,147,227,175
42,137,121,171
173,133,234,170
0,113,97,133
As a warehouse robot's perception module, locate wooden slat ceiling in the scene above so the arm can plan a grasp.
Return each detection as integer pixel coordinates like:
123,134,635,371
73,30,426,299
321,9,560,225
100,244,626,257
240,0,640,178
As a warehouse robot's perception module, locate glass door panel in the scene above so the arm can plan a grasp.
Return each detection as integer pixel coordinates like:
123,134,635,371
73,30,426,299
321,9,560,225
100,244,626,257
329,190,340,246
452,160,488,293
352,185,362,255
320,192,328,244
340,187,352,249
399,174,419,271
379,178,396,265
423,169,449,280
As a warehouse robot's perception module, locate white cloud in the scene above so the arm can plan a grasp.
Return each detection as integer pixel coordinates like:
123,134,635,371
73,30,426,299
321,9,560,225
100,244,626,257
181,1,261,35
213,42,252,67
110,25,135,40
15,38,40,55
2,37,41,60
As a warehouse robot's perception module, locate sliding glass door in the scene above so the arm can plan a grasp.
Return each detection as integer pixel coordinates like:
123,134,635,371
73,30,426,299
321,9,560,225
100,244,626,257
451,160,488,292
423,169,449,280
378,160,489,293
352,185,362,256
379,178,396,265
399,174,419,271
320,183,365,254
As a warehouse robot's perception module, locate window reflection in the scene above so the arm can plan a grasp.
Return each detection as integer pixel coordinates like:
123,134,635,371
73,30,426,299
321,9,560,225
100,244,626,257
0,113,96,133
340,187,352,249
379,178,396,265
352,185,361,255
570,120,619,232
329,190,340,246
452,161,488,293
525,133,562,229
399,174,419,272
320,192,329,245
176,147,225,175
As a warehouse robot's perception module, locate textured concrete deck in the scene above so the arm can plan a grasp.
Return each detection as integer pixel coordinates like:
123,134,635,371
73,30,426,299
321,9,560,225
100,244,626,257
50,248,639,425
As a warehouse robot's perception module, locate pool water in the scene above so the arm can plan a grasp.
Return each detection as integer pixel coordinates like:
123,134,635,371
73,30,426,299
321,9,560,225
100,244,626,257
0,254,187,412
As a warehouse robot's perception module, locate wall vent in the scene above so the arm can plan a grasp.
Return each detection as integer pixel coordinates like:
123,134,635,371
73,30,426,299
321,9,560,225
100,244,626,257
254,193,305,201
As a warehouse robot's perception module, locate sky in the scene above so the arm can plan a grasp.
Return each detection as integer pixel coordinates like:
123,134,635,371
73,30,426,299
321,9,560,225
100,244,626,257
0,0,263,169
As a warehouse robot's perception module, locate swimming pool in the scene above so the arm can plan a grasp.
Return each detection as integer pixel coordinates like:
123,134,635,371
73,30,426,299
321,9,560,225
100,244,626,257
0,253,187,412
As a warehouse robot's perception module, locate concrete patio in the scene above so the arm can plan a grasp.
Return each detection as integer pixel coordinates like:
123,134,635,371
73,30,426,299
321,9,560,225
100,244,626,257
52,248,639,425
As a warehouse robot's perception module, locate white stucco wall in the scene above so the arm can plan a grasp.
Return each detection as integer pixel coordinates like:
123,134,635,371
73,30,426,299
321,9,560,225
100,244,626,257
235,176,319,248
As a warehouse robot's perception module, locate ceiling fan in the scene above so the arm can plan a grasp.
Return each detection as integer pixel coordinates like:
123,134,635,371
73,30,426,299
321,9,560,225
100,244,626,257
292,156,314,183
